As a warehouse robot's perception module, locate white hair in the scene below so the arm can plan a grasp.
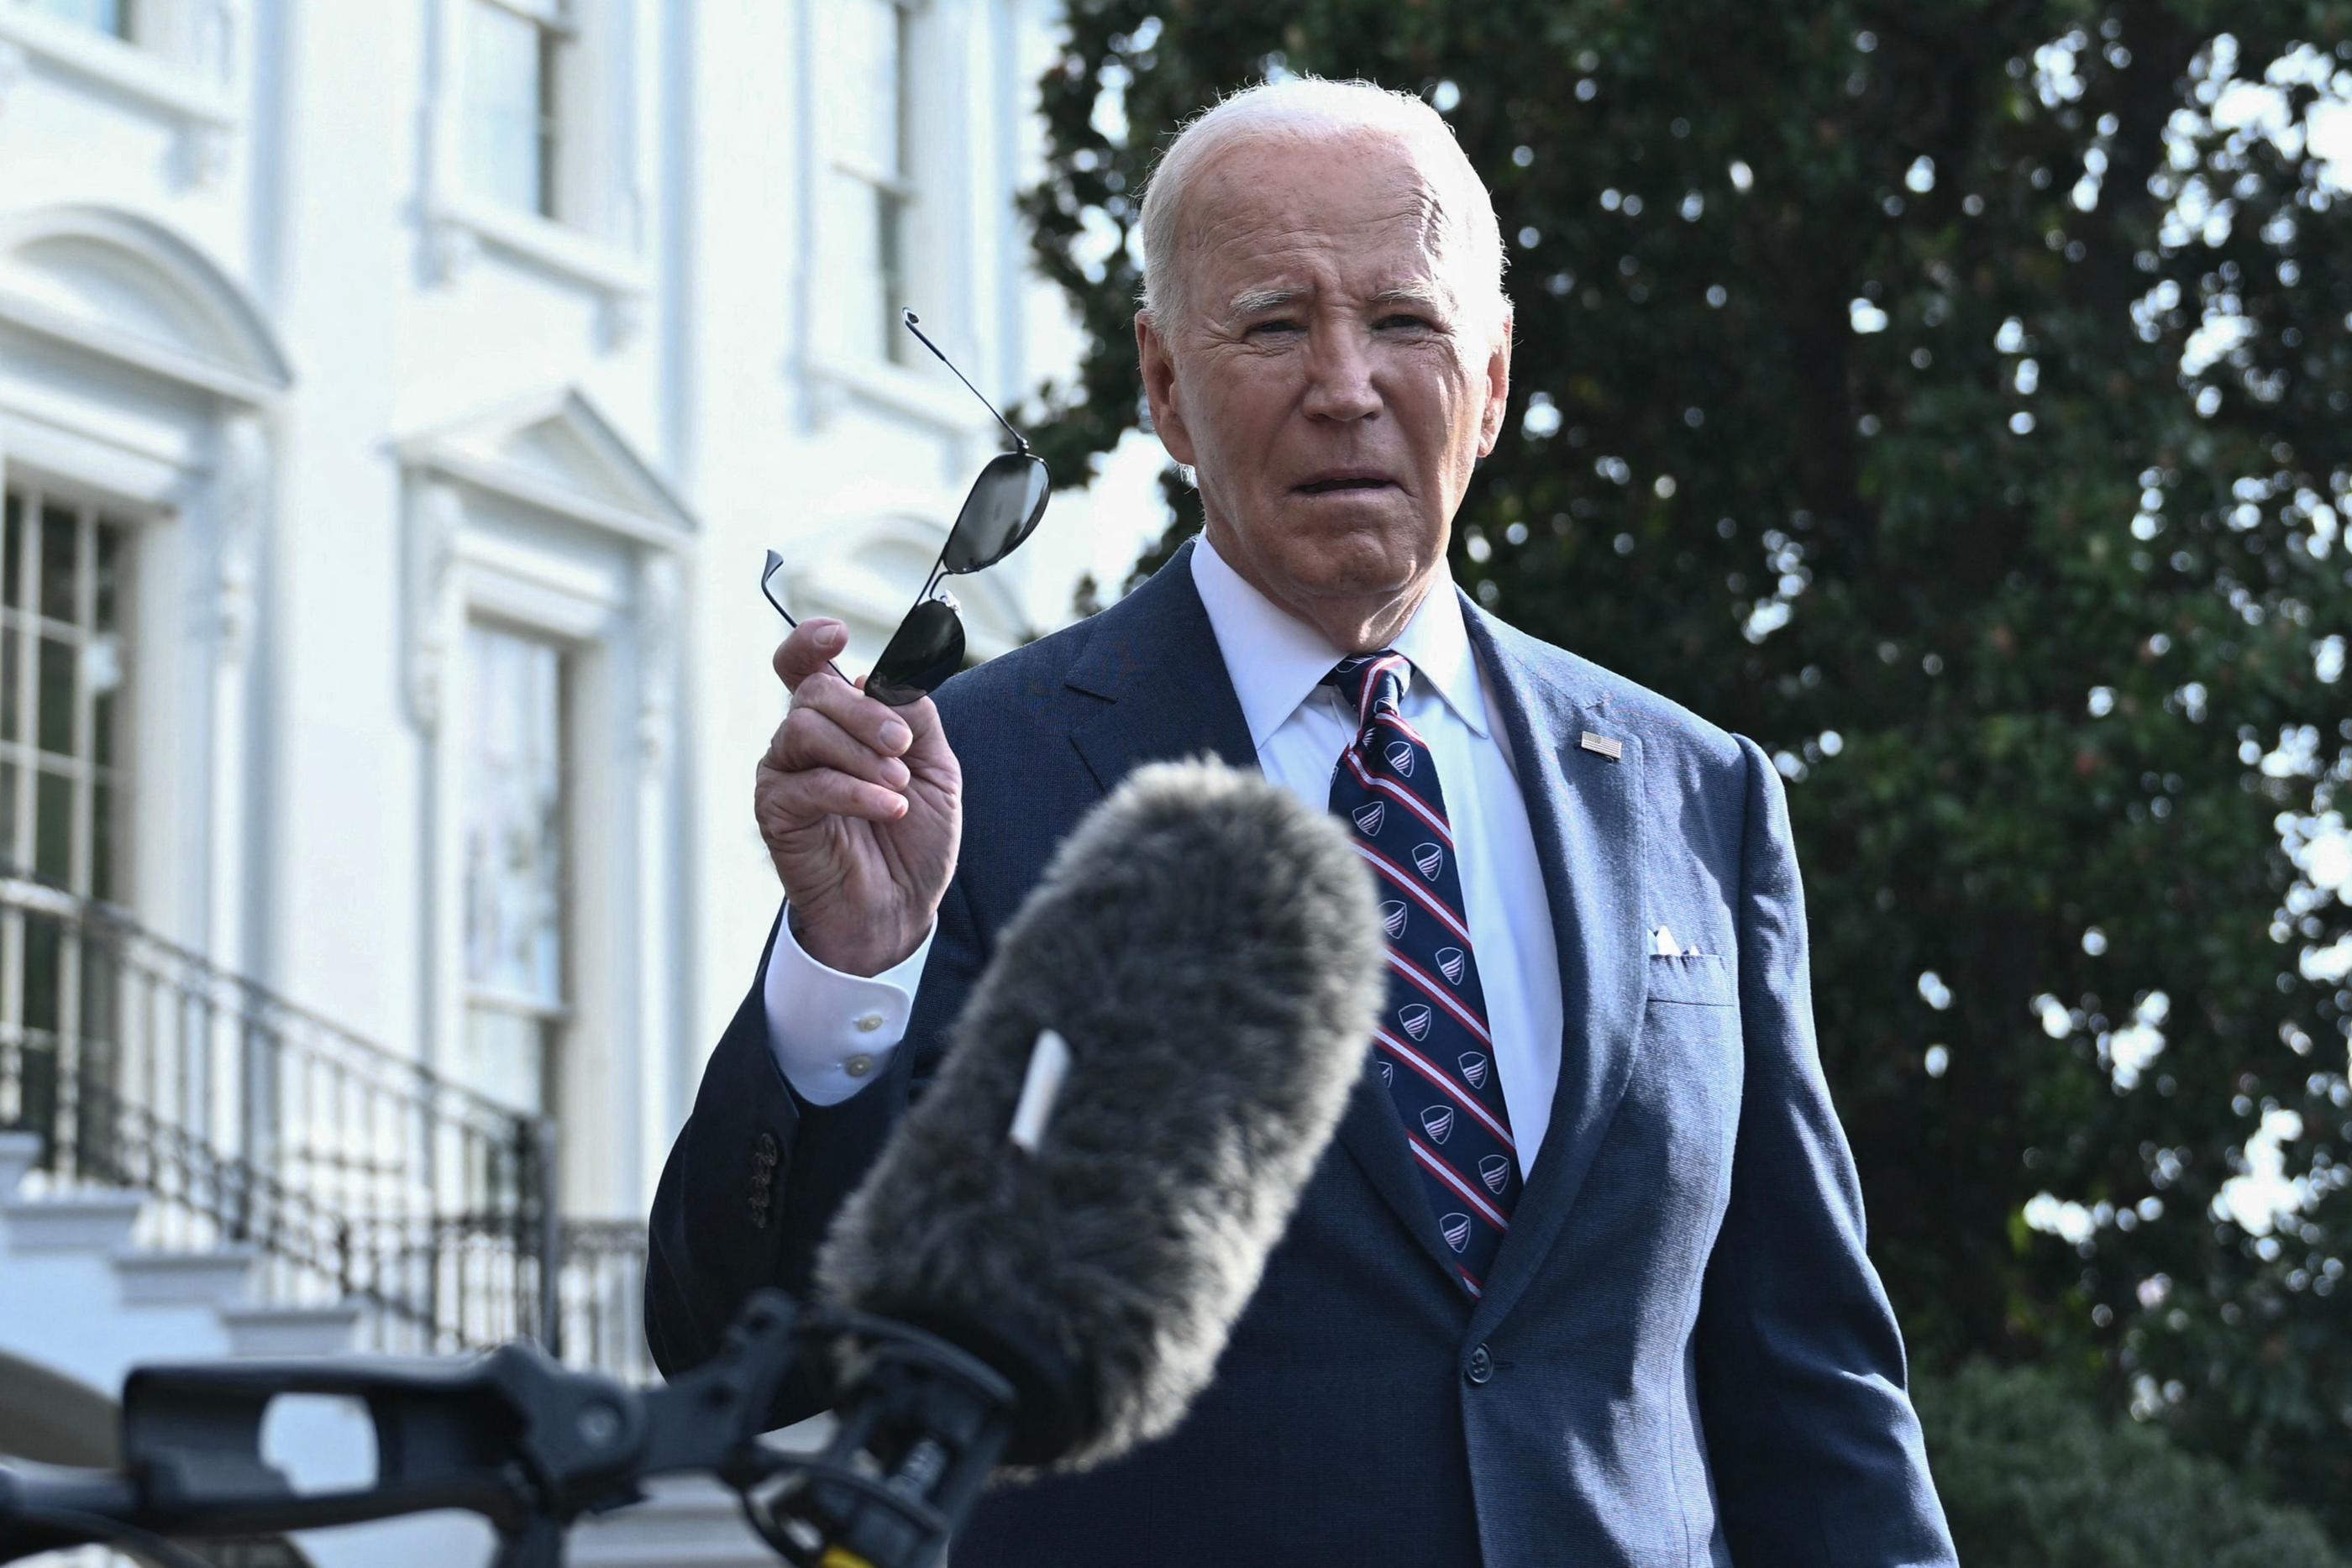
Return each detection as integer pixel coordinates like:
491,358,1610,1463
1136,77,1509,337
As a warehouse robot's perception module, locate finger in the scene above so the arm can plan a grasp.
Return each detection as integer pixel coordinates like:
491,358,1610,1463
765,705,912,790
759,764,911,828
850,675,948,745
774,620,850,693
799,670,918,758
892,690,948,752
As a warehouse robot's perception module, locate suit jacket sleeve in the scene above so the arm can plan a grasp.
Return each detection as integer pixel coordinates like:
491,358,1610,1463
1694,735,1956,1564
643,874,988,1429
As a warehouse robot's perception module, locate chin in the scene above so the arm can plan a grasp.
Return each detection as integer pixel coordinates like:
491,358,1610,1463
1280,538,1427,605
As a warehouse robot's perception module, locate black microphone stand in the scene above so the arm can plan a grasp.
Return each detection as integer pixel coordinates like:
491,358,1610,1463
0,1291,1016,1568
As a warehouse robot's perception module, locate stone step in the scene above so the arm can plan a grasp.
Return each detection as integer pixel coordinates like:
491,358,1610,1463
3,1188,146,1252
0,1130,39,1197
112,1244,260,1308
217,1300,363,1357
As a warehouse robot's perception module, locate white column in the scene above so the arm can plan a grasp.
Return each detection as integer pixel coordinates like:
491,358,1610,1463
633,548,680,1213
407,481,464,732
208,412,266,974
407,480,465,1110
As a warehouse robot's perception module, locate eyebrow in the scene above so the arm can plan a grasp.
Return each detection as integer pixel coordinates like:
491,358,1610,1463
1368,284,1451,312
1225,282,1454,319
1228,286,1303,317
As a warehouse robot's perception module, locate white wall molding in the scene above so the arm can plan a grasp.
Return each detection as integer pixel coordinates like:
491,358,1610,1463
407,479,464,732
635,550,678,763
0,4,239,186
213,410,264,663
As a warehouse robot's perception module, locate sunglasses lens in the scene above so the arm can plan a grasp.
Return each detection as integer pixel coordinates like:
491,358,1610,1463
942,454,1050,574
868,598,965,707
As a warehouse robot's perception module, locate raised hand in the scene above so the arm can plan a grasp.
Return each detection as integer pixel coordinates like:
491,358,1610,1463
755,618,962,977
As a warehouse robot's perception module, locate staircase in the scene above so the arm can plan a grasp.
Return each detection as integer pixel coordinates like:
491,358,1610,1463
0,878,783,1568
0,872,646,1374
0,1130,777,1568
0,1127,358,1401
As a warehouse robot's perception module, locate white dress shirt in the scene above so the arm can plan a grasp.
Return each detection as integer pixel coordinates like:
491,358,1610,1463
763,536,1565,1172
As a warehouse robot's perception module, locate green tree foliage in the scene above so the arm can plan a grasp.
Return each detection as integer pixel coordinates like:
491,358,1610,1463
1020,0,2352,1535
1919,1361,2349,1565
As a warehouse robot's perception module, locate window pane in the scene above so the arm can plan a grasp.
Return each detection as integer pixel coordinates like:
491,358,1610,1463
2,630,18,745
831,1,906,177
92,688,117,769
90,636,123,769
34,768,71,882
826,172,910,364
37,637,75,757
24,915,60,1034
877,187,908,364
464,1007,554,1116
94,522,125,633
463,624,565,1007
0,763,17,870
3,492,22,611
92,779,115,903
465,2,549,216
33,0,129,39
39,505,78,623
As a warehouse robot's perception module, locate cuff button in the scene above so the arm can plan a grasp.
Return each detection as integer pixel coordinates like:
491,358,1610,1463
855,1013,885,1033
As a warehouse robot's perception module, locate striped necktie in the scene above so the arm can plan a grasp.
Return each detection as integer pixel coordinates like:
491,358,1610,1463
1324,651,1520,1299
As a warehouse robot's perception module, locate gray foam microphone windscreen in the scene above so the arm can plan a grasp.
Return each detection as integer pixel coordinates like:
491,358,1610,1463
813,758,1383,1473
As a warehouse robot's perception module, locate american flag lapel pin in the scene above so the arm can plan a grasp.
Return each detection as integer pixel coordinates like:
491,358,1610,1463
1579,730,1624,762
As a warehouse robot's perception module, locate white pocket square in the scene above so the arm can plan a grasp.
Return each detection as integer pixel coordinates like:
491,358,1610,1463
1651,925,1703,957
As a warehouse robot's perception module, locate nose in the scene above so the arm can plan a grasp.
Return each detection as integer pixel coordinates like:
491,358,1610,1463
1301,326,1381,423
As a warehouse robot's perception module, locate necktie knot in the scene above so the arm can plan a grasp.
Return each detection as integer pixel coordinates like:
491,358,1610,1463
1325,650,1410,731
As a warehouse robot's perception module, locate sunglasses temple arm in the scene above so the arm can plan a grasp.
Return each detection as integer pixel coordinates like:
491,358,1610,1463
891,552,951,635
901,310,1029,454
763,584,853,686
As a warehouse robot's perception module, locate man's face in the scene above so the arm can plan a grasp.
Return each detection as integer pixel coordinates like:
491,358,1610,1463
1137,132,1511,636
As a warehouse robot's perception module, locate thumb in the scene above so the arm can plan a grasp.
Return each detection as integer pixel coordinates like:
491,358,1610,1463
774,619,850,691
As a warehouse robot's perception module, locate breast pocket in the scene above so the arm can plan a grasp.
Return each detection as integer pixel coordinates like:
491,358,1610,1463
1646,951,1736,1007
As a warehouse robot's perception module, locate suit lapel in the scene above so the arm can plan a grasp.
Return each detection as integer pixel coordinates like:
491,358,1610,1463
1067,544,1462,1279
1064,541,1258,789
1461,601,1646,1337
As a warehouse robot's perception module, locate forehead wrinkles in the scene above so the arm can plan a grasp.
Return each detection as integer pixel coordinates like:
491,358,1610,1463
1176,141,1463,313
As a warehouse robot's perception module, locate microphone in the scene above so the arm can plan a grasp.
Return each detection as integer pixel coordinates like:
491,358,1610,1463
813,758,1383,1476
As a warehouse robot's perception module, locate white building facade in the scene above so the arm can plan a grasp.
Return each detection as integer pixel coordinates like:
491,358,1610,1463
0,0,1142,1476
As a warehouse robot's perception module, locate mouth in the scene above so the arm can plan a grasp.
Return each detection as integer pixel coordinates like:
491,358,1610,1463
1294,472,1399,496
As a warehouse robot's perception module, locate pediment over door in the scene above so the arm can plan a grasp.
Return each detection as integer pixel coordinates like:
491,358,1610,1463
0,204,291,405
395,387,693,549
396,388,694,737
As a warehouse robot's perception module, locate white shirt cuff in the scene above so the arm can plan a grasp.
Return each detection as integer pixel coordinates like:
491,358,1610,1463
761,902,934,1106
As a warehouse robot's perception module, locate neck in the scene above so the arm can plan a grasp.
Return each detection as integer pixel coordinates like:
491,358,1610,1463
1201,521,1439,655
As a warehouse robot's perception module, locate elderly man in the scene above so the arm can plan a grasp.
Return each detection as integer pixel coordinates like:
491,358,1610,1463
647,79,1956,1565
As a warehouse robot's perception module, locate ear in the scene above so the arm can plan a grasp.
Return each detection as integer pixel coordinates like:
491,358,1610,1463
1137,312,1199,469
1475,310,1513,459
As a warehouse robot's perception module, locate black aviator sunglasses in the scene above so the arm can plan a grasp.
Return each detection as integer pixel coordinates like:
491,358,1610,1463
762,311,1050,707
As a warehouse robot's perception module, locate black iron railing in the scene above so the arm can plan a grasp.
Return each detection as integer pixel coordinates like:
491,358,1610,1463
0,873,648,1377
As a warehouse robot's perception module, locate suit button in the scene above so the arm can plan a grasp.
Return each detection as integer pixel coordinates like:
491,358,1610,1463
1465,1345,1494,1386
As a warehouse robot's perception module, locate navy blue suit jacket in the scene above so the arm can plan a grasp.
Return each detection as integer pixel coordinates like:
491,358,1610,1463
646,543,1956,1565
